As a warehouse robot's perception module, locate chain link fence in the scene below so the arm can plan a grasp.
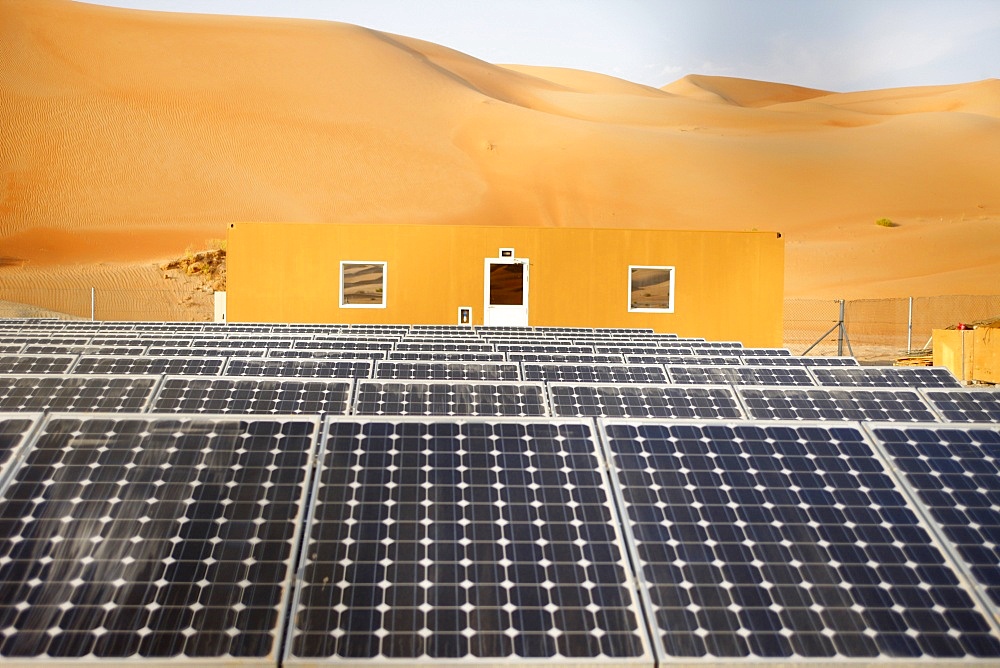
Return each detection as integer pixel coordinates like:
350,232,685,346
0,288,213,321
784,295,1000,361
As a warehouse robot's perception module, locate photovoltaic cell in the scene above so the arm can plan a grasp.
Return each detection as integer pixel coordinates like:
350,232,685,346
0,355,77,375
522,364,668,384
375,362,521,382
549,384,743,419
738,387,940,422
286,417,651,664
0,414,318,664
149,377,352,415
0,375,158,412
224,358,372,379
866,424,1000,611
667,365,815,386
354,381,548,417
921,389,1000,423
72,356,226,376
602,420,1000,660
811,367,962,388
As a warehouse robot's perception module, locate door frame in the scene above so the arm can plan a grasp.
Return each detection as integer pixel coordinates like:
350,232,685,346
483,257,529,326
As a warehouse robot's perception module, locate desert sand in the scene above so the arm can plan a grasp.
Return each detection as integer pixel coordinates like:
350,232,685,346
2,0,999,320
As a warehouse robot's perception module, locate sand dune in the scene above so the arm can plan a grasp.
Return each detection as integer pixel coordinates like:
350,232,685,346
2,0,999,315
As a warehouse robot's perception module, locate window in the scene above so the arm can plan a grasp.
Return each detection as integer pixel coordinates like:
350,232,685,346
629,265,674,313
340,261,386,308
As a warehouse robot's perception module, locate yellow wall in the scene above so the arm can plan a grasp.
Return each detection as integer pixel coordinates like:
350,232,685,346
227,223,784,346
933,328,1000,384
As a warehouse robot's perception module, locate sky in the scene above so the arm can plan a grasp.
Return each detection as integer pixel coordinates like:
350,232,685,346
80,0,1000,92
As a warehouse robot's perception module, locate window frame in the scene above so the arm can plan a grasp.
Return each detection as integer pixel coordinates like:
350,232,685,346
339,260,387,309
628,265,675,313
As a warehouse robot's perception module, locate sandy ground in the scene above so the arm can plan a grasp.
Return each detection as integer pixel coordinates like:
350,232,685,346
2,0,999,321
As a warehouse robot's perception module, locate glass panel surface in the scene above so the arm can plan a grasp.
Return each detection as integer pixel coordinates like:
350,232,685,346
630,267,672,310
489,263,524,306
342,263,385,305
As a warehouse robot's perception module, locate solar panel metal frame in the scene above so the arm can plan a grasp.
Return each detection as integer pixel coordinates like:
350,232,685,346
148,376,354,416
736,385,942,423
862,422,1000,624
918,388,1000,423
282,415,655,667
353,380,551,417
810,366,963,389
0,412,321,667
522,363,669,385
547,383,745,420
666,365,817,387
0,374,163,413
223,357,373,379
598,418,1000,663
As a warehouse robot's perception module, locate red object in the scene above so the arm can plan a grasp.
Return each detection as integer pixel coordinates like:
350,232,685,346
957,323,969,330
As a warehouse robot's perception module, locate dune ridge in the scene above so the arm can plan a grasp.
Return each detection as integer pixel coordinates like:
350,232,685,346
1,0,999,308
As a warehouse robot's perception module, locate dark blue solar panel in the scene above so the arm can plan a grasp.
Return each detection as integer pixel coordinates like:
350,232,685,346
354,381,548,417
224,358,372,379
149,377,353,415
738,387,940,422
866,424,1000,610
522,364,667,384
0,375,158,412
495,344,595,354
668,366,815,386
374,362,521,382
287,417,652,662
811,367,962,388
920,389,1000,423
269,349,387,361
0,413,39,483
394,342,495,353
507,353,625,364
625,355,741,366
0,414,318,662
389,352,506,362
742,356,860,366
146,347,269,358
0,355,77,375
603,420,1000,660
73,356,226,376
549,384,743,419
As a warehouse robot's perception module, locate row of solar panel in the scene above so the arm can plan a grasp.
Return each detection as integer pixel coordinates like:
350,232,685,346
1,413,1000,664
0,374,995,422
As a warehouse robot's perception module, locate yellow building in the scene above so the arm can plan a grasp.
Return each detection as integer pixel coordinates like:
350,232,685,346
227,223,784,346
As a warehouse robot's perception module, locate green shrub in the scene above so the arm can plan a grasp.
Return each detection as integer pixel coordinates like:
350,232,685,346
875,217,897,227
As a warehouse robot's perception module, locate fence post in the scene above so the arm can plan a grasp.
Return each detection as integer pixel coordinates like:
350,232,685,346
90,287,95,321
837,299,845,356
907,296,913,352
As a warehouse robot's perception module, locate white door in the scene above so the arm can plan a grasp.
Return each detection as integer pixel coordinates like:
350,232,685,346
484,258,529,326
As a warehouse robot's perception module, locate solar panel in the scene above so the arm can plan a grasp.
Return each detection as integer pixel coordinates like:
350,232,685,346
920,388,1000,423
149,377,353,415
667,365,816,386
0,345,24,354
495,344,595,354
224,358,372,379
0,375,159,412
268,349,387,361
22,345,148,357
738,387,940,422
522,363,668,384
389,352,506,362
394,342,496,353
0,413,318,663
549,383,744,419
286,416,652,664
685,341,744,349
742,356,860,366
189,338,293,349
865,424,1000,611
0,354,78,375
353,381,549,417
293,340,395,351
375,362,521,382
594,346,668,356
811,367,963,388
72,356,227,376
624,347,696,357
626,355,742,366
601,419,1000,660
507,353,625,364
146,347,269,358
0,337,91,346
